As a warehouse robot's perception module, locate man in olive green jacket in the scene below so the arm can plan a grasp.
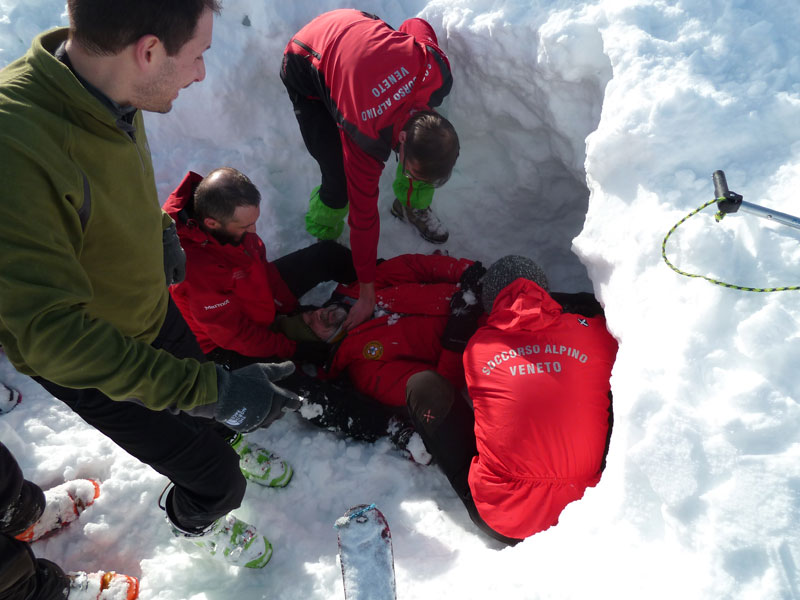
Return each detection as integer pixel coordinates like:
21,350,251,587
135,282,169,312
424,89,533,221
0,0,297,583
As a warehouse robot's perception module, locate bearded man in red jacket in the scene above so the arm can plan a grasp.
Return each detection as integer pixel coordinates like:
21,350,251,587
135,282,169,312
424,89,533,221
281,9,460,332
163,168,357,368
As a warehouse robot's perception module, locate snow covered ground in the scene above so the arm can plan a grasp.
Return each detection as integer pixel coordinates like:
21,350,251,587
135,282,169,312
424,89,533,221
2,0,800,598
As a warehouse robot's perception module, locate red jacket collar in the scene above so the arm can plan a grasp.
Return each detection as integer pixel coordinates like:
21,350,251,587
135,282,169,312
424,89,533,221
162,171,203,217
161,171,209,245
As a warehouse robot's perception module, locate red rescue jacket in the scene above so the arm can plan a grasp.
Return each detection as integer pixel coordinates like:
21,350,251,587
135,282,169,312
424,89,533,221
327,254,473,406
464,279,617,539
163,172,298,358
282,9,453,282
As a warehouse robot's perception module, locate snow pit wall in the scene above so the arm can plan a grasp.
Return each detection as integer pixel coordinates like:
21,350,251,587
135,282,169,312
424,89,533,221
145,4,612,294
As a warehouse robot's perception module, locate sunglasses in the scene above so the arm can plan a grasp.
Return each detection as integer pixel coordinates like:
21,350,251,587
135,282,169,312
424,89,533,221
402,151,450,189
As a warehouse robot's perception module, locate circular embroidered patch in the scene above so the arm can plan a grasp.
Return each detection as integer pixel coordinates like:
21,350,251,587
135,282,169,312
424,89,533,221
362,341,384,360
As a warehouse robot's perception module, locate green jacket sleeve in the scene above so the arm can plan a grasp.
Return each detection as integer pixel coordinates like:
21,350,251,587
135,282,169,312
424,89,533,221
0,151,216,412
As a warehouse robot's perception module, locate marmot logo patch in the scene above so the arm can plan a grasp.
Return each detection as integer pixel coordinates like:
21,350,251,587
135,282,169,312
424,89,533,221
362,341,384,360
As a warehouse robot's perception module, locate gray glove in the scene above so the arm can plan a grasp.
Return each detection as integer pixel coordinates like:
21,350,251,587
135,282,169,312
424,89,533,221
214,362,301,433
162,222,186,285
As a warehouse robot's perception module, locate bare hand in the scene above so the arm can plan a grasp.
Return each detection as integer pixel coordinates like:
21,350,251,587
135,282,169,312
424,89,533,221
342,282,376,331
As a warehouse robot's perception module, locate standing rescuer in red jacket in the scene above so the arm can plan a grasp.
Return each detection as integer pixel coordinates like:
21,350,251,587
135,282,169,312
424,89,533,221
408,255,618,544
281,9,460,332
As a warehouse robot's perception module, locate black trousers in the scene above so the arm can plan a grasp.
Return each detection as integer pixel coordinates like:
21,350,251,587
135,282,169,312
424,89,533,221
281,54,349,210
34,299,245,532
272,240,356,297
280,371,408,443
0,443,68,600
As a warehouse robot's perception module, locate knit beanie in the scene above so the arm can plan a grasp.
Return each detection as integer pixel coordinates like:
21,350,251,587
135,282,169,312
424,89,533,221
273,313,321,342
481,255,549,313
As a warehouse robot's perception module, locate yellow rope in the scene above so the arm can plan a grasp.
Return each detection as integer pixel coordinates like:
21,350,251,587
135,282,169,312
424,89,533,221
661,198,800,292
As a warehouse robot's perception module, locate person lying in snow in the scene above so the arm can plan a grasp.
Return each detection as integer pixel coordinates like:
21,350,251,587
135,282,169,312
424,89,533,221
279,254,617,545
274,252,482,465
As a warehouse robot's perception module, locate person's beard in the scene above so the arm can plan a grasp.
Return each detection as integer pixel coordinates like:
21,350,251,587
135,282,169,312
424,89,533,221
209,228,245,246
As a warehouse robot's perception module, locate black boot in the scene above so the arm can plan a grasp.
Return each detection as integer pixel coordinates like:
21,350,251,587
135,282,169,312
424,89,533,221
0,536,69,600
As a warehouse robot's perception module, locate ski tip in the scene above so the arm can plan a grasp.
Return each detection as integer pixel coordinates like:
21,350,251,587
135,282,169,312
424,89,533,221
334,503,378,528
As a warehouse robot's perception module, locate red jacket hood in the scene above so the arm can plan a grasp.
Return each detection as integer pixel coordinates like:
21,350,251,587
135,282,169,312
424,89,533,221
163,171,201,219
162,170,215,245
486,279,563,333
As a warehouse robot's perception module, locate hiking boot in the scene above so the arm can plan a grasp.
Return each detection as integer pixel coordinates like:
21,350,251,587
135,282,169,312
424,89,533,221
391,198,449,244
387,417,432,465
67,570,140,600
15,479,100,542
0,382,21,414
169,512,273,569
231,434,293,488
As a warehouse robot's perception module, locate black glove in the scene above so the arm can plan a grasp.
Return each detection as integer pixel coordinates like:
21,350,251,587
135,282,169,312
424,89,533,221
459,261,486,295
440,287,484,353
162,222,186,285
292,341,331,365
549,292,605,318
214,362,301,433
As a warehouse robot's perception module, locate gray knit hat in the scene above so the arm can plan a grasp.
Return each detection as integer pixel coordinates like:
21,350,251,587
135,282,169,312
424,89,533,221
481,255,549,313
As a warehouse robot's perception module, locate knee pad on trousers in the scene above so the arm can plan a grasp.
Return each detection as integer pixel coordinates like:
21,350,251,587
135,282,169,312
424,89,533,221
405,371,456,439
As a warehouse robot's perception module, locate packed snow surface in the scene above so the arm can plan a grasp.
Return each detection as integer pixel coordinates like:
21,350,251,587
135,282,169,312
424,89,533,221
2,0,800,598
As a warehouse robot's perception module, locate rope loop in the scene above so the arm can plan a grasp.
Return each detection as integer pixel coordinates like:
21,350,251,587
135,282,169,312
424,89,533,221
662,198,800,292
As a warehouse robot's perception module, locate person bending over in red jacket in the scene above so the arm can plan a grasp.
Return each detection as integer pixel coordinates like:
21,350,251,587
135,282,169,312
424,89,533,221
281,9,460,332
163,168,358,369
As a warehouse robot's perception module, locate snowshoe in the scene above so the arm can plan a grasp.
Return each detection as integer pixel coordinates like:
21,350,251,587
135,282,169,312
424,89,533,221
170,511,273,569
231,433,293,487
67,570,139,600
15,479,100,542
